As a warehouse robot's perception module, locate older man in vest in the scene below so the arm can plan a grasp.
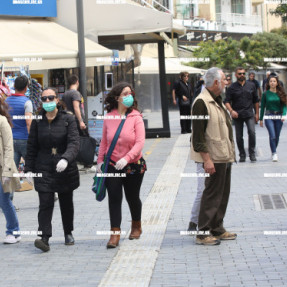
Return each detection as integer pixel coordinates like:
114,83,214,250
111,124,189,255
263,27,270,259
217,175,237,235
191,67,236,246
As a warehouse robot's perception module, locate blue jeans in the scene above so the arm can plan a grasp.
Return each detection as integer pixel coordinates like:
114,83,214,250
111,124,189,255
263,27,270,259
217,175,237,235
265,115,283,154
13,139,27,168
11,139,27,201
0,183,20,235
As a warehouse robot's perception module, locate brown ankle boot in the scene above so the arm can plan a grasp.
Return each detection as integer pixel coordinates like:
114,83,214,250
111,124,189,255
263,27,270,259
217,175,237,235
106,227,121,249
129,221,142,240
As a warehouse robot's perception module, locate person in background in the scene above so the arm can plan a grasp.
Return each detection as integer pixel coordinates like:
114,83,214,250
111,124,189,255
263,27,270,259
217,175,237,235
259,75,286,162
262,71,271,93
192,76,205,104
0,97,21,244
225,67,259,163
62,74,86,135
172,71,192,134
25,88,80,252
97,82,146,249
247,72,262,101
5,76,33,202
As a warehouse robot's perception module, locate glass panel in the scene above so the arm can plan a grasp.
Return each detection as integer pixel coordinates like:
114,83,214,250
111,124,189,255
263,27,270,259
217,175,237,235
134,43,163,129
231,0,244,14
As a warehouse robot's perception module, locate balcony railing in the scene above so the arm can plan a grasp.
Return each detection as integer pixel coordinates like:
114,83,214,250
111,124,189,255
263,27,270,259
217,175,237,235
132,0,172,14
216,13,262,28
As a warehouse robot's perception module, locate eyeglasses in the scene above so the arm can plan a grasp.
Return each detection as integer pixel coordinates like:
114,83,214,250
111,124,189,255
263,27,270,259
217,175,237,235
237,73,245,76
41,95,57,102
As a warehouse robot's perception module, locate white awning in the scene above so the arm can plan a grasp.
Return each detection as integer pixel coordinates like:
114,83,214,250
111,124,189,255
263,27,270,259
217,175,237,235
55,0,184,39
134,57,205,74
0,18,113,70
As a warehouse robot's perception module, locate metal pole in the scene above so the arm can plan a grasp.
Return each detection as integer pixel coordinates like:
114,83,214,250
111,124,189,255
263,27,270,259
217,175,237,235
76,0,88,131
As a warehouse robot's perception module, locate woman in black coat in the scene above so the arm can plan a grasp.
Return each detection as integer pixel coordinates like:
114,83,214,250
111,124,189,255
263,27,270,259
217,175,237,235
25,87,80,252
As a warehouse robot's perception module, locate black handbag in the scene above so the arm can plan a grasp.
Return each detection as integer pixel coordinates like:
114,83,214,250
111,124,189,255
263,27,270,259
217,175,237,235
180,97,191,106
76,130,97,166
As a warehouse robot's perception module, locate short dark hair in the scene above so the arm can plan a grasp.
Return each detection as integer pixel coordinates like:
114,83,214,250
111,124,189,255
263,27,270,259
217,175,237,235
180,71,189,80
67,74,79,87
14,76,29,91
235,67,245,73
249,72,255,76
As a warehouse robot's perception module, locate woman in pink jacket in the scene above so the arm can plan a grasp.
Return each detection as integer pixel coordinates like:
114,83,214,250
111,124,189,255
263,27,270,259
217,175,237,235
97,82,146,249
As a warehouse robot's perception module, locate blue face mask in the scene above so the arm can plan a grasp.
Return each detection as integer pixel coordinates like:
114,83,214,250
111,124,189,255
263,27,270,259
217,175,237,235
122,94,134,108
43,101,57,112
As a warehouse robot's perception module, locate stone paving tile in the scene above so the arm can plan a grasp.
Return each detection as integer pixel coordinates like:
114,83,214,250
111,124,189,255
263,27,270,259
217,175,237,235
0,125,177,286
149,123,287,287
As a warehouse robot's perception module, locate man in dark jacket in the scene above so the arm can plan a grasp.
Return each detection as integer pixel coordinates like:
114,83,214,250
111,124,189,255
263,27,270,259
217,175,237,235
225,67,259,163
172,71,193,134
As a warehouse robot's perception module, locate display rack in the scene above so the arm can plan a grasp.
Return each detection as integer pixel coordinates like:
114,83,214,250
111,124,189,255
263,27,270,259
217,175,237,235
0,64,42,111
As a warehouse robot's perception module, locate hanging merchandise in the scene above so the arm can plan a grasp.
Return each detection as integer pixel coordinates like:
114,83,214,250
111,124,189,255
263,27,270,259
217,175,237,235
28,78,42,112
0,64,42,112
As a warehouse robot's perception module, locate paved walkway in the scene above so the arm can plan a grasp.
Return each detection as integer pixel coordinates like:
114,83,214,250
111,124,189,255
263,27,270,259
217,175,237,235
1,111,287,287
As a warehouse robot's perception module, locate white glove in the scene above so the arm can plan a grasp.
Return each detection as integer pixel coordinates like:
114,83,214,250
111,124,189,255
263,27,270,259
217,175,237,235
2,177,11,185
24,172,34,185
115,158,128,170
56,159,68,173
97,162,103,173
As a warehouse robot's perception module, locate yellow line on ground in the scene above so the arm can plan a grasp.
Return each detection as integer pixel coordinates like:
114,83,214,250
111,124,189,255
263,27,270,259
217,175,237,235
144,138,161,159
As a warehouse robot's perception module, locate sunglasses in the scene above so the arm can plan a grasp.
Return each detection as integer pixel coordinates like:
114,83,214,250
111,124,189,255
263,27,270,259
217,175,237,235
41,95,57,102
238,73,245,75
227,78,231,81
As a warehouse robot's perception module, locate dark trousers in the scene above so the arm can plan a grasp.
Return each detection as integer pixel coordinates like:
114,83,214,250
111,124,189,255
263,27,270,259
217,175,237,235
179,104,191,133
234,116,256,158
105,165,144,228
38,191,74,238
198,163,232,236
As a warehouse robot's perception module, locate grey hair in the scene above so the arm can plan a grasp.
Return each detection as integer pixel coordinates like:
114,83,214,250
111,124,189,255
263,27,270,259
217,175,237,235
203,67,222,88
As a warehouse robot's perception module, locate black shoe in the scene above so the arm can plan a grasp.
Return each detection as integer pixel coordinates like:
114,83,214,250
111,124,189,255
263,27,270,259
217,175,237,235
187,129,192,133
181,131,187,134
239,157,246,162
187,221,197,232
34,237,50,252
250,155,257,162
65,234,75,245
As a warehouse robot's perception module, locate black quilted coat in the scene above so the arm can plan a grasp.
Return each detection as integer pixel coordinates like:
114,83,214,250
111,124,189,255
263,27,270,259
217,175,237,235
25,108,80,193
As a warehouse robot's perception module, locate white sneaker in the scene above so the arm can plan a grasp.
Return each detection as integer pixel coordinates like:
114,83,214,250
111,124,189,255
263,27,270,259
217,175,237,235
272,154,278,162
4,235,21,244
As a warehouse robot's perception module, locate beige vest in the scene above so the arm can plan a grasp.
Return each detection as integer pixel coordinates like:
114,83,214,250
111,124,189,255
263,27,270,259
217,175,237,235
191,89,236,163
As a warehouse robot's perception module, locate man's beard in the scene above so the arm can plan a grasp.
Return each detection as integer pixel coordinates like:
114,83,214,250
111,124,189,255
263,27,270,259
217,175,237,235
237,76,245,82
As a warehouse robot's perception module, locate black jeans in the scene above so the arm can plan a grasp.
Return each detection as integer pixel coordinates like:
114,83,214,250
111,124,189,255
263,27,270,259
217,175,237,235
198,163,232,236
179,104,191,133
38,191,74,238
234,116,256,158
105,165,144,228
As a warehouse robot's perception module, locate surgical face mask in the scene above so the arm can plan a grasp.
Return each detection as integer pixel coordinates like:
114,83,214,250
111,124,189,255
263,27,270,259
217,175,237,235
122,94,134,108
43,101,57,112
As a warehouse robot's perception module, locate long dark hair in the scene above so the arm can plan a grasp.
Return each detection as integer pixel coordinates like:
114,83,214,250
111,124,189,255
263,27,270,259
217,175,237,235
266,76,287,104
104,82,139,113
0,97,13,127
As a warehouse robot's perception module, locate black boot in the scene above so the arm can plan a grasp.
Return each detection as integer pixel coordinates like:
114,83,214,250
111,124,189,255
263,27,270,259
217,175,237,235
34,237,50,252
65,233,75,245
187,221,197,232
